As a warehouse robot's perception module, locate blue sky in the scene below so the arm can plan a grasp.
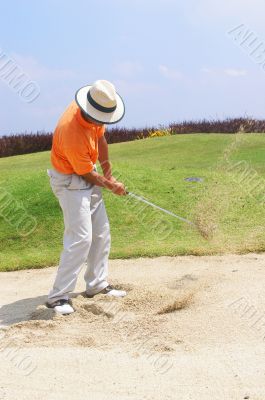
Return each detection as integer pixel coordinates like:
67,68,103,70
0,0,265,134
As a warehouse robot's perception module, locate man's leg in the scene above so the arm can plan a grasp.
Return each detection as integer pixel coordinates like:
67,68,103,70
48,188,93,304
84,185,111,295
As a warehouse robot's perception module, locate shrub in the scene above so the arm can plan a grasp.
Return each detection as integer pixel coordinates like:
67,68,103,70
0,132,53,158
148,129,172,138
1,117,265,158
169,117,265,134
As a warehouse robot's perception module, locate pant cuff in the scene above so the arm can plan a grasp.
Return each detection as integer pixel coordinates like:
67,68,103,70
85,281,109,296
46,295,69,306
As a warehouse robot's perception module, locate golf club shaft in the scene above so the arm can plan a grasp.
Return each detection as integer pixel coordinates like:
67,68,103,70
127,192,194,226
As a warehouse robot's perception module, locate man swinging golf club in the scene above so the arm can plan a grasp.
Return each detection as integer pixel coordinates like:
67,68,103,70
46,80,127,315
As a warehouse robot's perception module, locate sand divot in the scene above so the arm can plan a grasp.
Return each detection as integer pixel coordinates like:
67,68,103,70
122,281,199,316
79,303,114,318
157,291,194,315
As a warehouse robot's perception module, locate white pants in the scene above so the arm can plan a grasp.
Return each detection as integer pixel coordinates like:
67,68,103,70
47,169,111,304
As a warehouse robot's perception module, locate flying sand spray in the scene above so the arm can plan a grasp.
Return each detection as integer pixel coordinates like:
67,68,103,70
126,191,215,239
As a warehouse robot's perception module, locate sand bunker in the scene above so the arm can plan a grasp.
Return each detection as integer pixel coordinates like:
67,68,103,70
0,280,199,351
1,255,265,400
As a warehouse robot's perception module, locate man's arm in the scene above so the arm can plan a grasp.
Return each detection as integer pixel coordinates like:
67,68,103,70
98,135,112,180
82,135,127,196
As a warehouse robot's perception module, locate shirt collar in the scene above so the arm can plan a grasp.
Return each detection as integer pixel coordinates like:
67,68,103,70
76,108,96,129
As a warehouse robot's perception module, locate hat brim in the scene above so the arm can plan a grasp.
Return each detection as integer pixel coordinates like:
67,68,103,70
75,85,125,125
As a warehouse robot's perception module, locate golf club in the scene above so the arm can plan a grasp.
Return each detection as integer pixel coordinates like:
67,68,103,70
126,191,195,226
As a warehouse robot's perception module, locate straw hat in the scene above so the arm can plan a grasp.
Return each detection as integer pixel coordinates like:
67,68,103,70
75,80,125,124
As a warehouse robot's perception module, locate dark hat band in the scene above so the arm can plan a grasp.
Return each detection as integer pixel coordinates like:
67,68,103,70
87,90,117,113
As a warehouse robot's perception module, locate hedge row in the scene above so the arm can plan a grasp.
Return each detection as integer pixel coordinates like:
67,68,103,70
1,118,265,158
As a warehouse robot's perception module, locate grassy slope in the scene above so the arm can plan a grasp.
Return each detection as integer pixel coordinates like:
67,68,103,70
0,134,265,271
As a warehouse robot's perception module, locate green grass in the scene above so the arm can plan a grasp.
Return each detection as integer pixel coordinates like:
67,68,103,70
1,133,265,271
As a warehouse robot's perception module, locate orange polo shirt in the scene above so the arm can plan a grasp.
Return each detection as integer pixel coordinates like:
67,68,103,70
51,101,105,175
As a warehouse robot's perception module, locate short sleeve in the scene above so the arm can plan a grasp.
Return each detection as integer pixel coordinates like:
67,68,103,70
63,143,94,175
97,124,105,138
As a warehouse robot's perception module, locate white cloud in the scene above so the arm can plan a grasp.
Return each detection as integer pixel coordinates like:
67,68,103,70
159,65,182,80
181,0,265,31
201,67,247,77
201,67,212,74
191,0,265,20
224,68,247,77
10,53,77,81
114,61,143,78
113,79,160,95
